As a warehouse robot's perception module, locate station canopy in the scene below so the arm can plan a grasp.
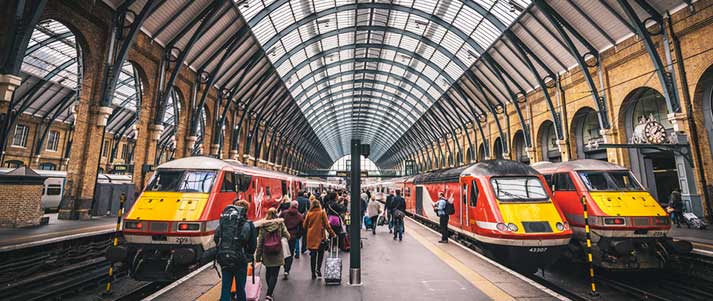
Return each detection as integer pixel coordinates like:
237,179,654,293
236,0,527,160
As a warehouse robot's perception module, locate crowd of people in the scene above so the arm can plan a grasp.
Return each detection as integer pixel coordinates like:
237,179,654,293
214,187,451,301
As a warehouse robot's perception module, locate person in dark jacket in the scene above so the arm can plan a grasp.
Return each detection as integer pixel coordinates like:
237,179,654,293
278,201,303,279
325,192,347,247
670,189,684,228
295,191,310,255
214,200,256,301
391,190,406,241
385,191,395,233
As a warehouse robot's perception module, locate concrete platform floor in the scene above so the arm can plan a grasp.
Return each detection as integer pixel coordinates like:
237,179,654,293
0,213,115,250
154,218,561,301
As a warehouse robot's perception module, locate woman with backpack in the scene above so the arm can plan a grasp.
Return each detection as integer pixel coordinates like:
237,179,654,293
303,199,336,279
255,208,290,301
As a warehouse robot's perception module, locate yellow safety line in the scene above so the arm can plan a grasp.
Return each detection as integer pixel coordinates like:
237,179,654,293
405,223,515,301
195,284,221,301
691,241,713,249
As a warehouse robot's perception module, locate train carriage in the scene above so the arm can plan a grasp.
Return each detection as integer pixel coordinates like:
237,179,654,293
532,159,691,269
393,160,572,273
108,156,334,281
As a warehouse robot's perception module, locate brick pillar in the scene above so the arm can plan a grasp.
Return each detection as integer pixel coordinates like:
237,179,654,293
556,139,570,162
0,74,21,107
600,128,622,165
210,143,220,156
185,135,197,156
526,147,537,164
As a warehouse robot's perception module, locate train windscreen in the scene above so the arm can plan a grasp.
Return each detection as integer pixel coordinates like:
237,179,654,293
490,177,548,202
147,170,217,193
577,171,643,191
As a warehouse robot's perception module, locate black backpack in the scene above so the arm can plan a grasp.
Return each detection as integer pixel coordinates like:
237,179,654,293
215,205,253,269
445,200,455,215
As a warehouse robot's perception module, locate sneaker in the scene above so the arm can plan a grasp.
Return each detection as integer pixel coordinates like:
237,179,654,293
399,237,402,241
312,273,317,279
389,229,392,233
393,236,397,240
316,271,323,279
266,295,274,301
294,254,300,259
284,272,289,280
438,240,448,243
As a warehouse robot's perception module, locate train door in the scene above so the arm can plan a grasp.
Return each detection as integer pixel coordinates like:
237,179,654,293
468,179,482,232
281,180,288,198
550,172,580,215
460,178,468,230
415,186,423,215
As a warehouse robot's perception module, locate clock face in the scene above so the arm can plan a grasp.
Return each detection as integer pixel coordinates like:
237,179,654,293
644,120,667,144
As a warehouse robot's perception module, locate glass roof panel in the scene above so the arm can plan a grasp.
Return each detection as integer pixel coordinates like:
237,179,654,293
238,0,528,157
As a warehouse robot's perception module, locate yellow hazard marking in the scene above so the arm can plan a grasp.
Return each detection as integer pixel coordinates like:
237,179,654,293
591,283,597,291
406,223,515,301
196,283,221,301
586,240,591,248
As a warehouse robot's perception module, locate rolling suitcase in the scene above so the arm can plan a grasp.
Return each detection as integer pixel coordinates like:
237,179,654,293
324,240,342,285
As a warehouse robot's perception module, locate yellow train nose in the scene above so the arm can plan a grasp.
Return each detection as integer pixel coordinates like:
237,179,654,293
127,192,209,221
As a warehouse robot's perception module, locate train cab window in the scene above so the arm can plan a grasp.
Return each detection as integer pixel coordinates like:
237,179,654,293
46,184,62,196
281,181,287,196
490,177,548,202
236,174,252,192
542,174,553,189
470,181,479,207
553,173,575,191
147,170,216,193
221,172,236,192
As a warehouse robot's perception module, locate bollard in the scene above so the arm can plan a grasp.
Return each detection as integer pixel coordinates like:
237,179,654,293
103,193,126,296
581,196,599,297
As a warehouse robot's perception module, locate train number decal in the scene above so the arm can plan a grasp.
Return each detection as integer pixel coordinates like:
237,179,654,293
528,247,548,253
175,237,189,244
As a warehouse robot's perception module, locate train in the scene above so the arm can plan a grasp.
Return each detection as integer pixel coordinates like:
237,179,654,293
373,160,573,273
532,159,692,269
0,168,132,211
106,156,339,281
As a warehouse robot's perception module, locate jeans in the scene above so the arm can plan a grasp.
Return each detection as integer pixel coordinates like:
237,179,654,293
265,266,280,296
439,215,450,241
672,211,684,226
284,238,297,273
301,235,307,253
393,217,403,239
387,210,394,230
310,249,325,275
220,264,247,301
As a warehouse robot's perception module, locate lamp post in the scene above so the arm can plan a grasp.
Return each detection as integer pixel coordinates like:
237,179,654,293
349,139,369,285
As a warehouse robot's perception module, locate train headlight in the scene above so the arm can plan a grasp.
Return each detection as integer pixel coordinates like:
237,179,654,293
125,221,143,230
507,223,519,232
556,222,565,231
178,222,201,231
496,223,508,232
604,217,626,226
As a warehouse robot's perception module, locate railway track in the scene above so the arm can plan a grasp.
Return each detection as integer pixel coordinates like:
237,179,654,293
0,232,119,300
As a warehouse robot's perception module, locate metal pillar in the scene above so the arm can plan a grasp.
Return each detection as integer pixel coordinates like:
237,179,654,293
349,139,362,286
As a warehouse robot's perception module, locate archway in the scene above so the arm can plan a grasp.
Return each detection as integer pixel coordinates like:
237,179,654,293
156,87,182,165
571,107,607,160
512,130,529,164
695,65,713,166
538,120,561,162
193,104,208,155
477,143,485,162
465,146,472,164
104,60,143,174
621,87,677,204
493,137,504,160
4,19,83,170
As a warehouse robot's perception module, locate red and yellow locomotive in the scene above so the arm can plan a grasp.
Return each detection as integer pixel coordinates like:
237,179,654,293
382,160,572,273
107,156,333,281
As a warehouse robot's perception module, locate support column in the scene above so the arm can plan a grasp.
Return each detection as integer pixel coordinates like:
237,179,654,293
557,139,570,162
599,128,622,165
668,113,703,217
185,135,197,156
526,147,537,164
349,139,362,286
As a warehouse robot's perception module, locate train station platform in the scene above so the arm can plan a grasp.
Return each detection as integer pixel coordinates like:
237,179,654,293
670,226,713,254
0,213,116,251
149,218,564,301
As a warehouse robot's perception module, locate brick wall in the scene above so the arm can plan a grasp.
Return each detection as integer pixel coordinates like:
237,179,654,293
0,183,43,227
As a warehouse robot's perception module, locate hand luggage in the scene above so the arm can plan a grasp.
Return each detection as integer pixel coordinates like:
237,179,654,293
339,233,350,252
324,240,342,285
232,263,262,301
377,212,386,226
363,215,373,229
683,212,708,229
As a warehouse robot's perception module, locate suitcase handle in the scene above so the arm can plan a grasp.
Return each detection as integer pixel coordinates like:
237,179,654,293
329,236,339,258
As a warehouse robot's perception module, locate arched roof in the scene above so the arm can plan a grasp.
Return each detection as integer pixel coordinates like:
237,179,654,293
237,0,526,160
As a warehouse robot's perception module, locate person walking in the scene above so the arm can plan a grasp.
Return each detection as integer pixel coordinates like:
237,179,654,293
367,195,382,235
385,191,395,233
277,195,291,214
303,199,337,279
434,192,449,243
391,190,406,241
255,208,290,301
670,189,684,228
278,201,303,279
296,191,310,256
214,200,256,301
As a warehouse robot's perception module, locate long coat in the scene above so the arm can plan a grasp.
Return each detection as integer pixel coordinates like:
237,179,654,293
255,218,290,267
302,207,336,251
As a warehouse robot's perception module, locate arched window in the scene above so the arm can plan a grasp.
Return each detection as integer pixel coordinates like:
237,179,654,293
513,131,529,164
493,137,503,160
193,105,207,155
157,87,181,164
539,121,560,162
106,61,142,164
5,160,24,168
477,143,485,162
572,108,606,160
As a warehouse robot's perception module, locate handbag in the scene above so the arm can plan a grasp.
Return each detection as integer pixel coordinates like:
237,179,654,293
281,237,291,259
320,211,331,251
